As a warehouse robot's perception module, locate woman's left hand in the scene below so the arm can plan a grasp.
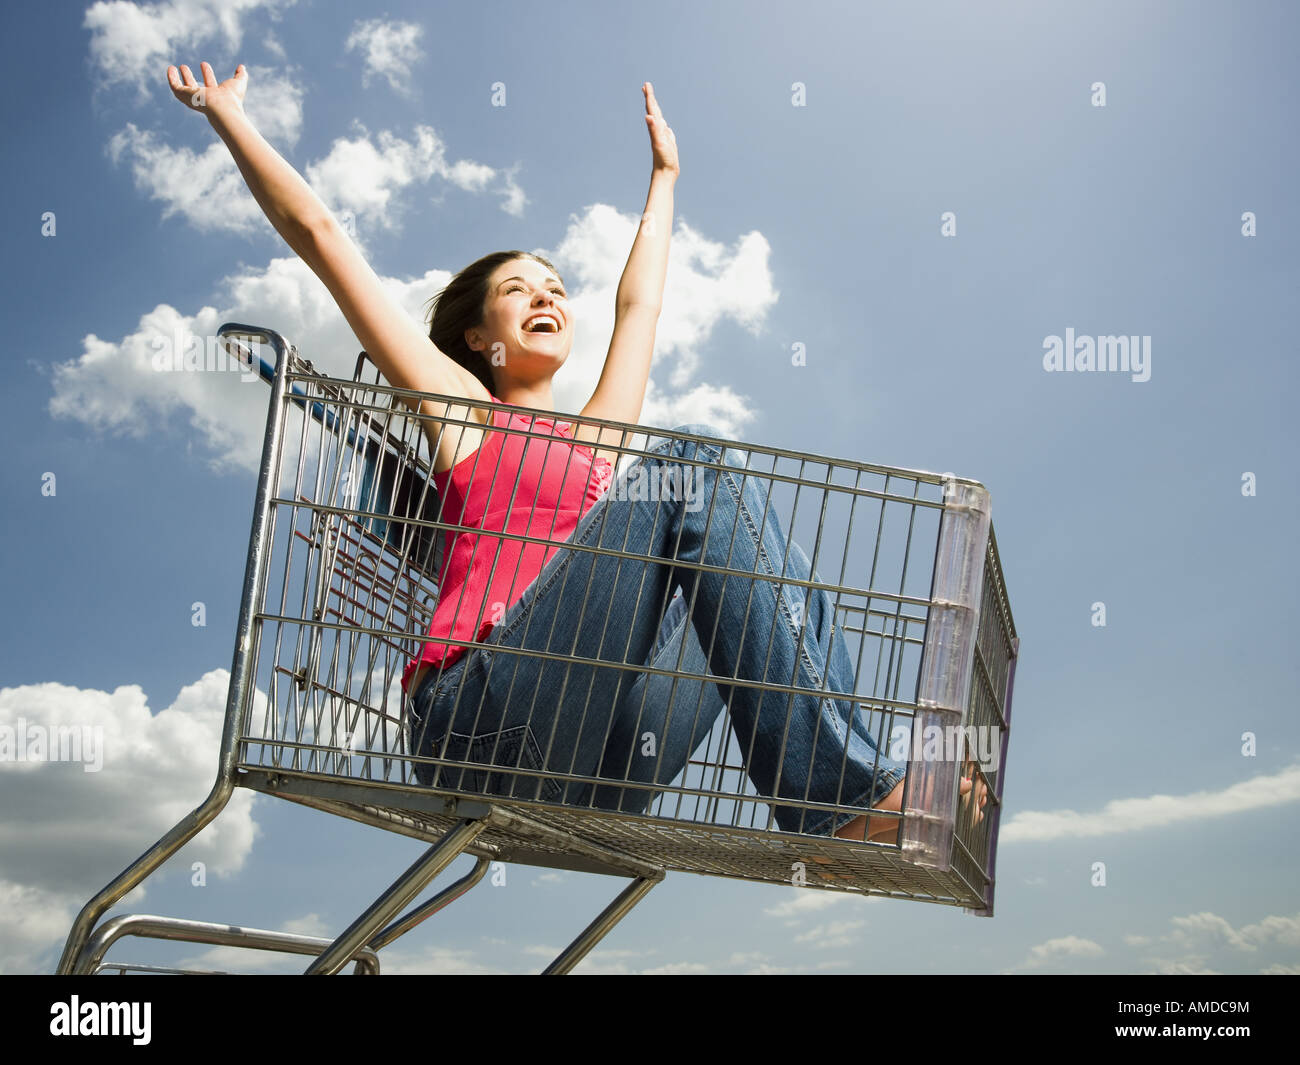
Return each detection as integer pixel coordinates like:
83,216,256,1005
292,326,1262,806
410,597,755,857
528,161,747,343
642,82,679,177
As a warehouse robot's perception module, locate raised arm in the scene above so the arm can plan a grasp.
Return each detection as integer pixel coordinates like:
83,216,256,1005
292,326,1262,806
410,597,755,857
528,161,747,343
166,63,488,427
576,83,679,438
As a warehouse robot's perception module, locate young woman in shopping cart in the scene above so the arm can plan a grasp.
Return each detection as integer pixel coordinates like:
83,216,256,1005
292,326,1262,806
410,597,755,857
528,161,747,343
169,61,985,844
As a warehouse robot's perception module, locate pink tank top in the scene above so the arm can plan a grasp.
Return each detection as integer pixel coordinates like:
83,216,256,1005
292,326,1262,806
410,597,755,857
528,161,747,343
401,396,614,693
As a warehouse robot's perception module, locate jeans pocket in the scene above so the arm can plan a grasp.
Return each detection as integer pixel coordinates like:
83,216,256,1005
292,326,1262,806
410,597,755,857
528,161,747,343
427,725,563,804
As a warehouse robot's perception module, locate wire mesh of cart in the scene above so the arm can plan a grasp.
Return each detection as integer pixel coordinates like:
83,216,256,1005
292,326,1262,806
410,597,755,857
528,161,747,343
59,323,1020,975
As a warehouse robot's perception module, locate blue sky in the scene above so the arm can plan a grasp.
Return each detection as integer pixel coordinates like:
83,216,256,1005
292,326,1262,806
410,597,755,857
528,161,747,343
1,0,1297,974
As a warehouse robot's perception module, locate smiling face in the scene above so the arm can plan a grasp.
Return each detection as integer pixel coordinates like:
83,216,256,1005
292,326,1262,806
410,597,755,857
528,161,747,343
465,257,572,390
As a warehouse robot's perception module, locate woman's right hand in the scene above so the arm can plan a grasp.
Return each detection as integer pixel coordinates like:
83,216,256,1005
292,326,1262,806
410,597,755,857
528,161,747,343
166,61,247,120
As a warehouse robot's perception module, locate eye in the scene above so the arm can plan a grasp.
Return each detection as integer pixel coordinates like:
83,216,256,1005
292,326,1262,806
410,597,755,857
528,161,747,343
505,283,566,297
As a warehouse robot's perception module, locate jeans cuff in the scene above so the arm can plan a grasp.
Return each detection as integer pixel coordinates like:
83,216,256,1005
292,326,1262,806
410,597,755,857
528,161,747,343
799,764,907,838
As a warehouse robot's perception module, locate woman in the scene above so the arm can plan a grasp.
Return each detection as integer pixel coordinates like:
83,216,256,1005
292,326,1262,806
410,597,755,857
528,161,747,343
168,61,984,843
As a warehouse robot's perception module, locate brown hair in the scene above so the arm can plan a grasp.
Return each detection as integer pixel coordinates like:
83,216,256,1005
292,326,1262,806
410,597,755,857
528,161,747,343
424,250,564,394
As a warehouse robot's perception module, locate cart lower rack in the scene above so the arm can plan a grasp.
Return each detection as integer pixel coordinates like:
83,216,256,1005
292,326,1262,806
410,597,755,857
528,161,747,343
58,323,1020,975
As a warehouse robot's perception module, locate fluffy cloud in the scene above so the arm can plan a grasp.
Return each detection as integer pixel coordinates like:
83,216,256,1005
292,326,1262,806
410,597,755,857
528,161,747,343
792,918,864,950
239,65,308,147
345,18,425,95
85,0,298,102
0,671,259,973
1167,910,1300,953
1000,763,1300,843
104,61,307,236
762,888,881,920
1015,935,1105,971
106,110,512,242
105,121,263,234
1119,909,1300,975
47,253,441,474
305,124,498,233
549,206,776,433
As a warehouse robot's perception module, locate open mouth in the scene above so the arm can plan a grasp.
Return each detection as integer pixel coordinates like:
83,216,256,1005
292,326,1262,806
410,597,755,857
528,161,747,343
522,314,560,333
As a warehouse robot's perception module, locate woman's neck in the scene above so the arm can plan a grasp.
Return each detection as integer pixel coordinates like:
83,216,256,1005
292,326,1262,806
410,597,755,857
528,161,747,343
493,380,555,412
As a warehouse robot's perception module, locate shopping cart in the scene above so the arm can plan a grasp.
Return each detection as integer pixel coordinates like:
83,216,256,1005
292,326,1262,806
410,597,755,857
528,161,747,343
58,323,1020,975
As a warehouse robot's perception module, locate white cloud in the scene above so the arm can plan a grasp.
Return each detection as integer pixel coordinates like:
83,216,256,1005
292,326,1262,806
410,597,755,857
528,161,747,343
104,65,305,234
641,961,713,974
85,0,298,102
532,872,567,885
519,944,660,975
1016,935,1105,971
1166,910,1300,953
550,206,776,433
1168,912,1255,952
640,380,758,438
171,911,348,973
240,66,307,147
375,945,503,975
345,18,425,96
727,949,768,966
305,124,496,235
180,937,500,975
1240,913,1300,950
0,671,260,974
109,113,505,240
762,889,881,920
1146,957,1219,975
498,165,528,218
1000,763,1300,843
1122,910,1300,976
282,912,329,937
764,890,847,920
107,122,271,235
0,882,85,976
793,918,864,949
47,253,446,474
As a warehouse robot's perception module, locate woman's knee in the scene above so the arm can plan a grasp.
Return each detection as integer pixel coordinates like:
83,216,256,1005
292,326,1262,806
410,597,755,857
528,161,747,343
647,423,725,457
655,425,752,474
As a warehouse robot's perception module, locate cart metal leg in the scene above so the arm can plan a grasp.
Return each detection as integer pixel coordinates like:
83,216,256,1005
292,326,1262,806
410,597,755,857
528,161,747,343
542,875,662,975
306,817,488,974
57,781,234,975
74,914,381,975
368,856,491,951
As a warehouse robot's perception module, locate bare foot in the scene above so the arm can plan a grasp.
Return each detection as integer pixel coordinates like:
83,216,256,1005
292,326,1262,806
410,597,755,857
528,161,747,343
958,760,990,829
833,766,988,846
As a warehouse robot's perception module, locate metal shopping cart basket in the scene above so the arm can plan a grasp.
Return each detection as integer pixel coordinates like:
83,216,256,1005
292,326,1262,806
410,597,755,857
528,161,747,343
58,323,1020,975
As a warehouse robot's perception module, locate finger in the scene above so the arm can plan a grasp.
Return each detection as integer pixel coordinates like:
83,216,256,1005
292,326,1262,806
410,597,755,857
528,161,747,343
645,82,663,118
180,64,197,88
201,60,217,87
234,62,247,79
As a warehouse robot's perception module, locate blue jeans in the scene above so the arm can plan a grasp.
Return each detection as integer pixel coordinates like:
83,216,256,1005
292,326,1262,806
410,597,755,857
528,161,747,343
407,425,907,836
